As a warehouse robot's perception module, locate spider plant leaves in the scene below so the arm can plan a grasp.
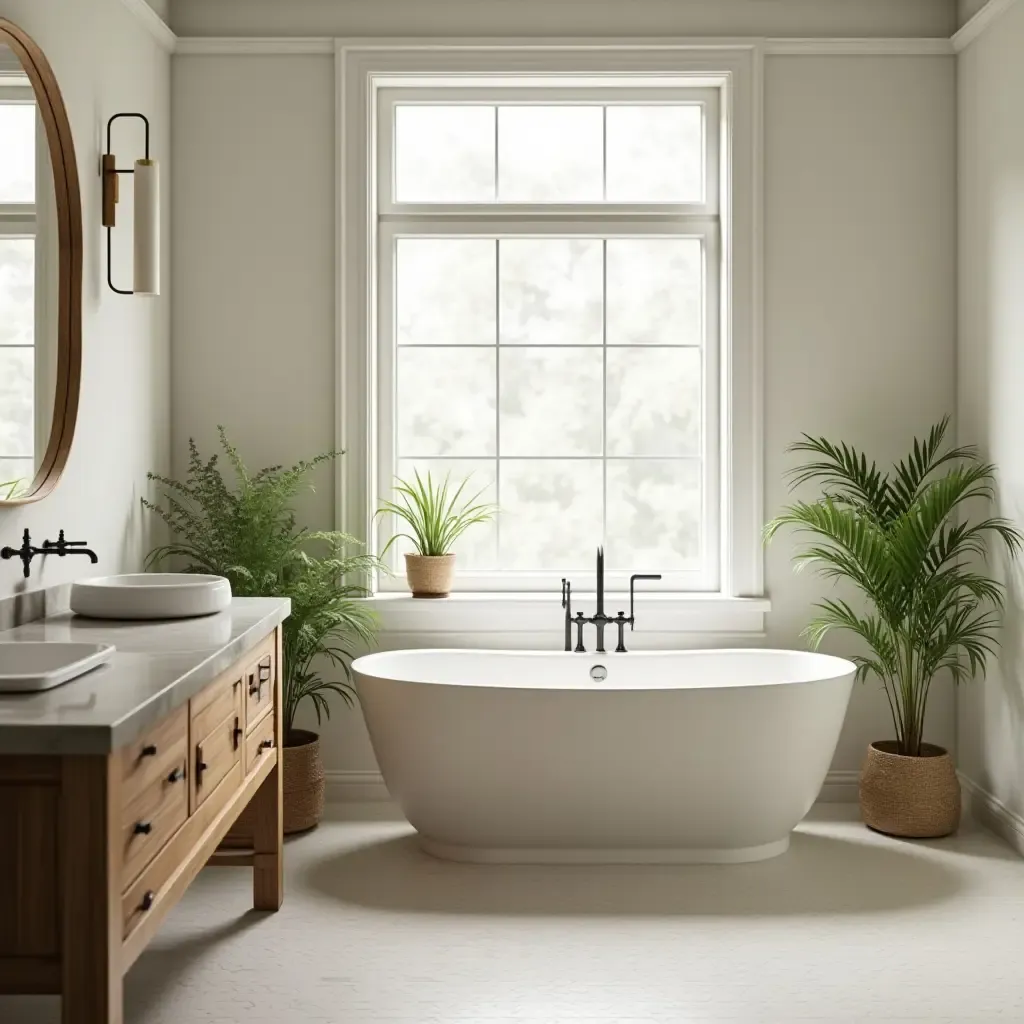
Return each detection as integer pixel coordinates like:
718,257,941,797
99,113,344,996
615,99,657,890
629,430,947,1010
143,428,384,738
376,469,498,557
766,419,1022,757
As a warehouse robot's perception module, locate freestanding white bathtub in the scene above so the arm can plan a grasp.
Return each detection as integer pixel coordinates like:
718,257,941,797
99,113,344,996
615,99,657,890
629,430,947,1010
352,649,856,864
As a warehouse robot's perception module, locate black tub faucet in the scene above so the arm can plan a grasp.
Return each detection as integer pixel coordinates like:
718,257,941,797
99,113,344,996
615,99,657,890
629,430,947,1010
561,547,662,654
1,529,98,579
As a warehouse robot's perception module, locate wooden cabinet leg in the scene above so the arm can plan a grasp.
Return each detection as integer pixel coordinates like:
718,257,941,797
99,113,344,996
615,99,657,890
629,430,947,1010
60,756,123,1024
252,626,284,911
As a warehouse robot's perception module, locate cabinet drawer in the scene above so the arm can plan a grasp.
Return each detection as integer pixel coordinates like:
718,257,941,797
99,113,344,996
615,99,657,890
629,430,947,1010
191,671,243,743
122,759,242,941
245,710,276,776
120,707,188,806
120,763,188,889
193,711,242,812
244,634,276,732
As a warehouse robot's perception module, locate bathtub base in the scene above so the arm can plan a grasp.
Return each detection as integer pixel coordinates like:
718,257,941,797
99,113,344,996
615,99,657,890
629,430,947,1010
419,835,791,865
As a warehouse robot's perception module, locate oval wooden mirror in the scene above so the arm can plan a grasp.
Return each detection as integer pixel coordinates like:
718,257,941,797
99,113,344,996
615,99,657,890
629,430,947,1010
0,19,82,506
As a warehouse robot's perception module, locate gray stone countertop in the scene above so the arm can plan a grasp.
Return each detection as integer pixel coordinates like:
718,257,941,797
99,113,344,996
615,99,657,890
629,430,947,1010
0,597,290,756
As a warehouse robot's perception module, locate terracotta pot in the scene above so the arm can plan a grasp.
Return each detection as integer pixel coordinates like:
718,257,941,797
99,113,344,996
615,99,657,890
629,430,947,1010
859,740,960,838
404,553,455,598
282,729,325,835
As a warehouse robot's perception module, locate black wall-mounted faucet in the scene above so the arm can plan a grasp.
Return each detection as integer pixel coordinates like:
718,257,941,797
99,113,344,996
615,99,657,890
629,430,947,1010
561,547,662,654
1,529,98,579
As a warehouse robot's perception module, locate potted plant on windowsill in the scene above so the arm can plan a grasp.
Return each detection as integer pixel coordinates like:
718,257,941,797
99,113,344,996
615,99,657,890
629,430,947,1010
376,470,498,598
765,417,1021,838
144,429,382,834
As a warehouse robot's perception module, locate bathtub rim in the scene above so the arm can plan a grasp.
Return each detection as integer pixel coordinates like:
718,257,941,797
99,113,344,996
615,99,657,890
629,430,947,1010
352,647,858,691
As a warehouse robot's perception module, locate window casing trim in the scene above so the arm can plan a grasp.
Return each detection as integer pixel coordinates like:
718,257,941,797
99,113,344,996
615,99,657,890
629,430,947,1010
338,41,764,612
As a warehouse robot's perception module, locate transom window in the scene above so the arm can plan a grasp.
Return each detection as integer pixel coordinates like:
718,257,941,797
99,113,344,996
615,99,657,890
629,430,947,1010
373,84,722,592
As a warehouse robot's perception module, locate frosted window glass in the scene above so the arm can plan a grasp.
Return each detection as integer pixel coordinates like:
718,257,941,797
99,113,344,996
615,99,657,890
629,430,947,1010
500,348,603,457
606,459,701,569
607,348,701,457
499,459,603,568
606,105,703,202
607,239,703,346
499,239,603,346
397,348,496,457
395,105,495,202
397,239,495,346
498,106,603,202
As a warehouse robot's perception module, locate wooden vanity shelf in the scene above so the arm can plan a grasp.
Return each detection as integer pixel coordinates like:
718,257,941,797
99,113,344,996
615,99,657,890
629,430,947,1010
0,625,284,1024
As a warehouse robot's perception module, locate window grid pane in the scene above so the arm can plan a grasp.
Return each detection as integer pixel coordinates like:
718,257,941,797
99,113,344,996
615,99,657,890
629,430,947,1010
394,234,706,573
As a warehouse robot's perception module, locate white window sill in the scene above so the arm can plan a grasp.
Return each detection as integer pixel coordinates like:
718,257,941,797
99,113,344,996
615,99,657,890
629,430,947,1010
362,592,770,643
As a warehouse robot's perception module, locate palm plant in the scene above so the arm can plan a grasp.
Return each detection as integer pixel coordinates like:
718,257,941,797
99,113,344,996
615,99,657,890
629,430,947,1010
765,417,1022,756
376,469,497,556
144,428,383,739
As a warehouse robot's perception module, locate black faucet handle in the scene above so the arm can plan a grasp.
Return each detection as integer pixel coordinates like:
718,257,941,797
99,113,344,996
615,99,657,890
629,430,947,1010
561,578,571,609
628,574,663,630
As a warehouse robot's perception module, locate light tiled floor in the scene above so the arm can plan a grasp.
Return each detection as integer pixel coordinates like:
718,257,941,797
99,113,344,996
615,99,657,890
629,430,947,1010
5,804,1024,1023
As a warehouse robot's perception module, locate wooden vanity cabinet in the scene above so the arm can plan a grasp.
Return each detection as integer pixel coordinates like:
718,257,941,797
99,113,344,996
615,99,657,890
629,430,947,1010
0,626,284,1024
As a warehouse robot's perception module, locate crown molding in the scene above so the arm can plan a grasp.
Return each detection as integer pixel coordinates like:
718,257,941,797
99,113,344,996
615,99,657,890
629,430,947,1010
176,35,955,57
118,0,177,52
953,0,1022,51
175,37,334,55
764,37,953,55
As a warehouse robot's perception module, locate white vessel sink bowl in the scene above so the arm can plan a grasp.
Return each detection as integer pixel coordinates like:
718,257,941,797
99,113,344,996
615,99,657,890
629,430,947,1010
71,574,232,620
0,642,115,693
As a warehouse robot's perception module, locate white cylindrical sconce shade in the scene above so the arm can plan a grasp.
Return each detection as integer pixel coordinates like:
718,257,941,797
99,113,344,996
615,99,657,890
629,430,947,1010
133,158,160,296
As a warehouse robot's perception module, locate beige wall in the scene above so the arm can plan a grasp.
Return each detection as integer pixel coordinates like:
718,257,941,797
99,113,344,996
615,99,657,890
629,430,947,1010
0,0,171,598
958,0,992,28
169,0,957,39
171,50,957,781
956,0,1024,818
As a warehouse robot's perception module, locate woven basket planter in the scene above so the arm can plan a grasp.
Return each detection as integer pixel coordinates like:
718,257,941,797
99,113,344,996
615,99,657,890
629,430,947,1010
283,729,325,835
405,553,455,598
859,740,961,838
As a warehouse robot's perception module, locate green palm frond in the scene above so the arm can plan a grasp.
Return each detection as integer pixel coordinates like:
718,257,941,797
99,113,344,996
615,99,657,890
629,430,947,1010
376,469,498,557
767,418,1022,756
144,429,385,738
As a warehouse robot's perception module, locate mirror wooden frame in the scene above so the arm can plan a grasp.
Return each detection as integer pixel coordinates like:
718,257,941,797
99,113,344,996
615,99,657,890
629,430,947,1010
0,18,82,507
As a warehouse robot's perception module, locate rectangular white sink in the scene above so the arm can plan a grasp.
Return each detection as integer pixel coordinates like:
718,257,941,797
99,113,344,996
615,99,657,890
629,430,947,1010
0,642,115,693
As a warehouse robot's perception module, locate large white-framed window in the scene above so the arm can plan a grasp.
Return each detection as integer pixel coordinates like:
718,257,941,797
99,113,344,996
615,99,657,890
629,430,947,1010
339,44,764,624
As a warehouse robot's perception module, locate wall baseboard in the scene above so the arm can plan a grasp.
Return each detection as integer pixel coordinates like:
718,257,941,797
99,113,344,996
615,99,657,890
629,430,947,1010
953,0,1022,50
118,0,177,52
959,773,1024,857
325,768,863,806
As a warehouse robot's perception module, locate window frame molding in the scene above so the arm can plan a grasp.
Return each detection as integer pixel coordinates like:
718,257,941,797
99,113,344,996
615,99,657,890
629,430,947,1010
337,40,766,631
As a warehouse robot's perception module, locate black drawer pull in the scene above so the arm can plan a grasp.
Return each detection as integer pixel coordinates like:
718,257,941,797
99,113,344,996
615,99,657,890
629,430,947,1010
233,718,243,750
195,745,207,783
167,766,184,784
133,821,153,836
248,677,263,697
140,744,157,758
257,738,273,754
140,890,156,912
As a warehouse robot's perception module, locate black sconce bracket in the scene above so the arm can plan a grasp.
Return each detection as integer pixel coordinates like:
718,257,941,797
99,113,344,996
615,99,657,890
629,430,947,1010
102,112,151,296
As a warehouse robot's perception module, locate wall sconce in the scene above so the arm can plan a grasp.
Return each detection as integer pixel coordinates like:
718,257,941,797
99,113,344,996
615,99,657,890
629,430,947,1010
101,112,160,296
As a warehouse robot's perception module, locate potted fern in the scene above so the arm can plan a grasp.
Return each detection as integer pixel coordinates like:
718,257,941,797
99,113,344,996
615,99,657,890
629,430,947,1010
765,417,1021,838
376,470,498,597
144,429,382,833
